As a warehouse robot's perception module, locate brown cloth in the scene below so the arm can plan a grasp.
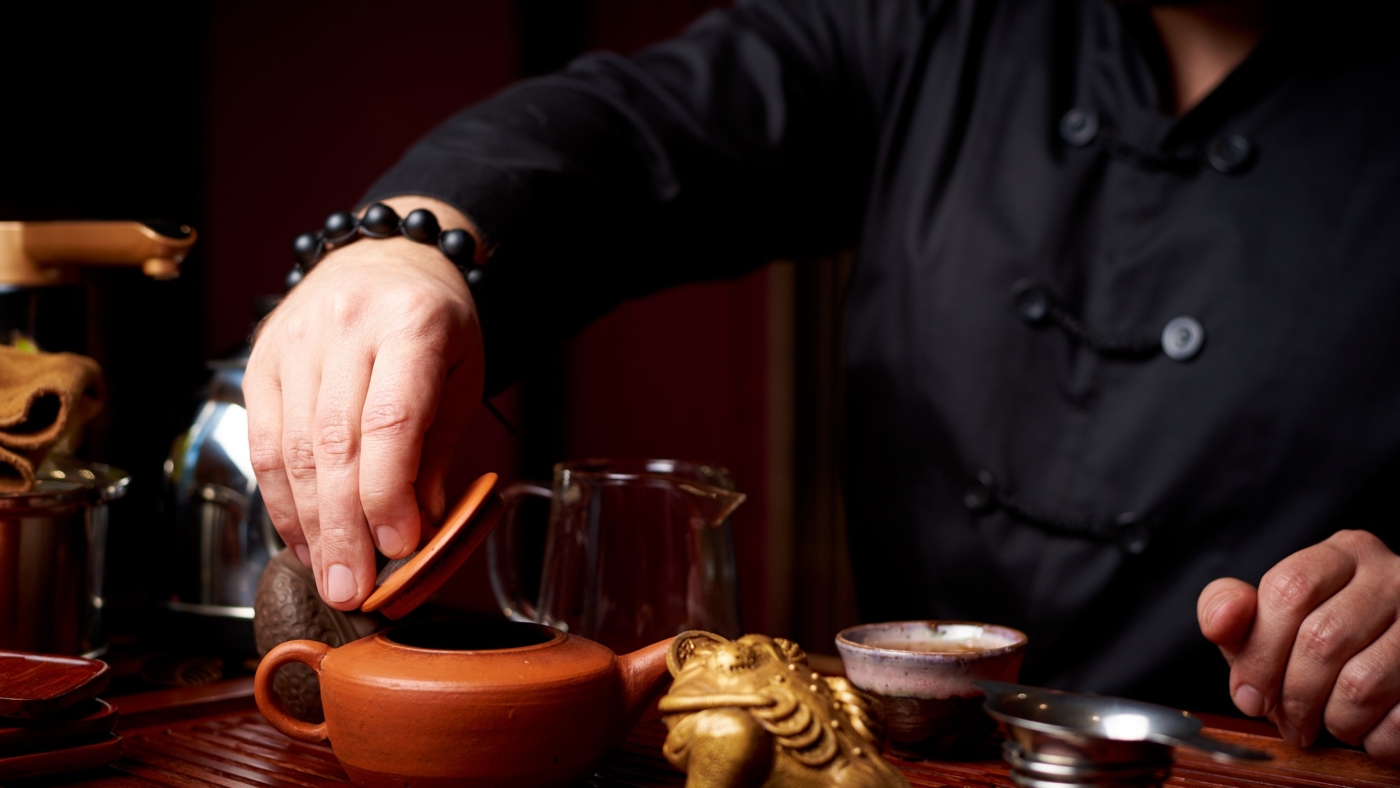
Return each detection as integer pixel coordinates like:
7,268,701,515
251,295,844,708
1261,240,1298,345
0,345,105,493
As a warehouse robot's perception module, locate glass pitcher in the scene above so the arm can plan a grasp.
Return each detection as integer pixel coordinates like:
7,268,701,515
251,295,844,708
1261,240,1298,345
487,458,744,654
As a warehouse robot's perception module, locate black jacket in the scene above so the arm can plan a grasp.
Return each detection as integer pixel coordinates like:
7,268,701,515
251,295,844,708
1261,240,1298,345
365,0,1400,710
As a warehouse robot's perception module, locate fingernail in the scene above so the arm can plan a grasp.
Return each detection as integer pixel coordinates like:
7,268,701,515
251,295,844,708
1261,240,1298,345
326,564,357,604
375,526,404,557
294,545,311,568
1278,718,1300,746
1234,684,1265,717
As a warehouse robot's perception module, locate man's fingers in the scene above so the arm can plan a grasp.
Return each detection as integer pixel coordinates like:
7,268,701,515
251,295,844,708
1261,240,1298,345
359,340,450,558
1325,622,1400,748
1199,578,1257,660
412,361,483,529
1199,578,1262,717
1229,542,1355,722
1362,701,1400,765
311,339,377,609
279,347,325,589
243,350,309,567
1281,578,1397,747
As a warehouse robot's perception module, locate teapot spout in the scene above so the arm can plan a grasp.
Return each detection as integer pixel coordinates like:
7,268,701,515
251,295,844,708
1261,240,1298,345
617,637,675,728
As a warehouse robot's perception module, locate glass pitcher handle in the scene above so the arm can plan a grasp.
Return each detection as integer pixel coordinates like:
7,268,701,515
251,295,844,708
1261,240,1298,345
486,482,552,623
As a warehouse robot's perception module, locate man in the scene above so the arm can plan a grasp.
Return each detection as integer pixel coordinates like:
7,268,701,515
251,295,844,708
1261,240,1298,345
243,0,1400,762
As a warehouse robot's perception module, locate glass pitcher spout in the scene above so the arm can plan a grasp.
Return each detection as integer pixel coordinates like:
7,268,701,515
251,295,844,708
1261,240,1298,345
678,483,746,527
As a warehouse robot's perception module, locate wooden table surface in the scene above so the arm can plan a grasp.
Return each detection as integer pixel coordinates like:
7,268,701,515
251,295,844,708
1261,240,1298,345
9,678,1400,788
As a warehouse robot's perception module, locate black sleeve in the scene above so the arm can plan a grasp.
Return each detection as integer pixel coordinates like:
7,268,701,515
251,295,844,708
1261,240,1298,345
363,0,921,394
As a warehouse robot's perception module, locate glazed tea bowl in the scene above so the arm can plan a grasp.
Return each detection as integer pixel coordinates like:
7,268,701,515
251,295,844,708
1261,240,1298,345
255,619,675,788
836,621,1027,759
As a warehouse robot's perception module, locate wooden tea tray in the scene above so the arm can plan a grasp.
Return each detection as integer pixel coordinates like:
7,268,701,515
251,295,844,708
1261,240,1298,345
6,679,1399,787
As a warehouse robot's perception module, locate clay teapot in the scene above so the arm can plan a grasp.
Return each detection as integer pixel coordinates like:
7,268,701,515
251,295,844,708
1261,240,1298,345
252,473,677,787
255,620,674,788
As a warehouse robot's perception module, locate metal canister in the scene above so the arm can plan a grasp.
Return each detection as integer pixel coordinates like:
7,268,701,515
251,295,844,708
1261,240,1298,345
0,462,128,656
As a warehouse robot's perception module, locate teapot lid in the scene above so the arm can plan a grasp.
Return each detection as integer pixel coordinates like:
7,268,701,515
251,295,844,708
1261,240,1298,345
361,472,503,619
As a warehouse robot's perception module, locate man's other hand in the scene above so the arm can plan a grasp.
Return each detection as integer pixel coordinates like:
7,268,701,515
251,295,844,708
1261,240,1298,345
243,196,484,611
1198,530,1400,763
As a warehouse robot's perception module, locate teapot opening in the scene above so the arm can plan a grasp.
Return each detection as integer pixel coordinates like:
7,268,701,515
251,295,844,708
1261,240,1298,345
385,620,561,651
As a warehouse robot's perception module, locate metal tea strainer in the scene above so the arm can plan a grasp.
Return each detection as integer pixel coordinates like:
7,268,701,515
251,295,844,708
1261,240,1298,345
977,681,1270,788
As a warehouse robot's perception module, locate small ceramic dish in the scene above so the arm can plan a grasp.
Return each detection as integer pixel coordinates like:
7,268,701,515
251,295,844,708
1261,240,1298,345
0,698,117,755
836,621,1027,759
0,652,110,720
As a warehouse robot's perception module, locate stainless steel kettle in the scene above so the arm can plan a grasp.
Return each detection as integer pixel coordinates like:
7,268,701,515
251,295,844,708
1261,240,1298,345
161,351,282,621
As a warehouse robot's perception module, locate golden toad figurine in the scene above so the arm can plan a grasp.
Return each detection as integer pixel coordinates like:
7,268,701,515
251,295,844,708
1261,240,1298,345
659,632,910,788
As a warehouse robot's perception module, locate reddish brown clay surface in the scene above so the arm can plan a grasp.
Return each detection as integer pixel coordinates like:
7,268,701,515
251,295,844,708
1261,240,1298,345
255,620,674,788
0,652,110,719
0,698,118,755
362,472,503,619
0,732,122,781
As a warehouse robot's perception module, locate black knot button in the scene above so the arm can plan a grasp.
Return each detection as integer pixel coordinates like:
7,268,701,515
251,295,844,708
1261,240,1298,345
1160,316,1205,361
1207,134,1253,174
1115,512,1150,555
964,469,997,513
1012,279,1053,324
1059,107,1100,147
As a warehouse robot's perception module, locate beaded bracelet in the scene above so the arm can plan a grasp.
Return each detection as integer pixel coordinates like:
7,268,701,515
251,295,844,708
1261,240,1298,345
288,203,484,290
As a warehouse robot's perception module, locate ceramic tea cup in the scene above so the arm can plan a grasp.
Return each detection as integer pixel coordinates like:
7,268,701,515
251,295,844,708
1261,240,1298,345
836,621,1027,760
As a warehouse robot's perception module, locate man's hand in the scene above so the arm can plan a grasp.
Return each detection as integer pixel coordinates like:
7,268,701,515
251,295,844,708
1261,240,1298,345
243,196,485,611
1198,530,1400,763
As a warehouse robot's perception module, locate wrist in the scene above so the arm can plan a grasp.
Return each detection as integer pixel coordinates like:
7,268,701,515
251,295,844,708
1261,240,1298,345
367,196,489,264
289,199,489,289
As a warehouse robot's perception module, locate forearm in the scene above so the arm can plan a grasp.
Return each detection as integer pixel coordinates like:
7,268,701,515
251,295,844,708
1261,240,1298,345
359,1,930,392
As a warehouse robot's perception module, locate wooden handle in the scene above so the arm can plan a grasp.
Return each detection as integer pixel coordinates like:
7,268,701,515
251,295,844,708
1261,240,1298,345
253,640,330,743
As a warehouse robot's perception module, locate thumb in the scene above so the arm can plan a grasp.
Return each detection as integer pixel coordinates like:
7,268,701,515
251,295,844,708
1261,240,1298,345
1198,577,1257,664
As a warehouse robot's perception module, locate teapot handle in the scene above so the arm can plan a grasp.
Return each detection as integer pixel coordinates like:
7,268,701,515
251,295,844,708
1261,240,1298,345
486,482,552,623
254,640,330,743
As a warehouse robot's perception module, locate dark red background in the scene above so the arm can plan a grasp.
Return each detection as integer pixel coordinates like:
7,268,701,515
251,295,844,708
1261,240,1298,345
2,1,796,636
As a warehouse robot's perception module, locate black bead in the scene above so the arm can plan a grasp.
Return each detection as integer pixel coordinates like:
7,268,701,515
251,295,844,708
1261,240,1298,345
361,203,401,237
465,266,486,288
438,229,476,264
403,209,441,243
324,211,359,244
292,232,322,265
286,265,305,289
